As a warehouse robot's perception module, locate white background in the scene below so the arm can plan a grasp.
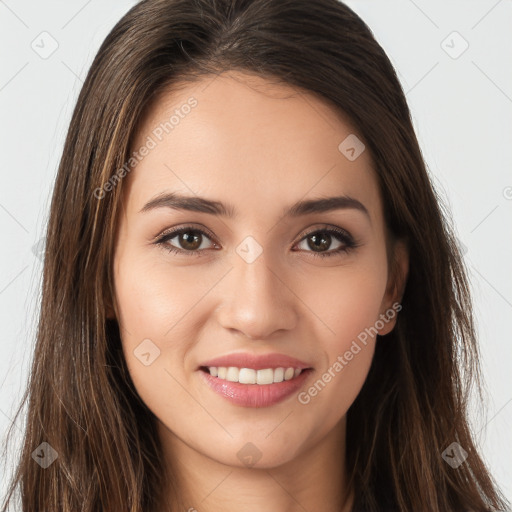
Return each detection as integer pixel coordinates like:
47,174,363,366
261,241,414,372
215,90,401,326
1,0,511,506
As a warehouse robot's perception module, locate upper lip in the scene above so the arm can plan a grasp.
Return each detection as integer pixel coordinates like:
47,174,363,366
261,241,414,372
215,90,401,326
198,352,312,371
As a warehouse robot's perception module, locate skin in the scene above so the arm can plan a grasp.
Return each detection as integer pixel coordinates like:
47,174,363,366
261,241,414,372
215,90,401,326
111,70,409,512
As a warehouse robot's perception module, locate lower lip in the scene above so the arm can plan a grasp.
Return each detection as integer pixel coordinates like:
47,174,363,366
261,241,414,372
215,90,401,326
198,369,313,408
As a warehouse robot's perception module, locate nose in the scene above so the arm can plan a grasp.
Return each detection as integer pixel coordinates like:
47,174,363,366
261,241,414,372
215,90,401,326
216,247,298,340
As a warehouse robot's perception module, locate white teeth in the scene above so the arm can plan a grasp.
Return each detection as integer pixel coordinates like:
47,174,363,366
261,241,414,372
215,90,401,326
257,368,274,385
226,367,239,382
284,367,295,380
206,366,304,384
239,368,256,384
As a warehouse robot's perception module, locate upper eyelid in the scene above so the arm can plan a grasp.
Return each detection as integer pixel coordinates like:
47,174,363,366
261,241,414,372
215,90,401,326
156,224,218,244
295,224,353,241
156,223,354,247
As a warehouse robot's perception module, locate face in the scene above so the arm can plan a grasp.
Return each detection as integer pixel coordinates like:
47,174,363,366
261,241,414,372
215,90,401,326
111,70,407,470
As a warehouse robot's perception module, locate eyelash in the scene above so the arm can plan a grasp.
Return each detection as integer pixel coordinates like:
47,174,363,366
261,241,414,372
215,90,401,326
154,224,358,259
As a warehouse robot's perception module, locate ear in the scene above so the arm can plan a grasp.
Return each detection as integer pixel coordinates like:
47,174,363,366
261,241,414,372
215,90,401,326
377,238,409,336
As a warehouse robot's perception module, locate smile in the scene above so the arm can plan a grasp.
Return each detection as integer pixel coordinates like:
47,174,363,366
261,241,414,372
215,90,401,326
201,366,303,385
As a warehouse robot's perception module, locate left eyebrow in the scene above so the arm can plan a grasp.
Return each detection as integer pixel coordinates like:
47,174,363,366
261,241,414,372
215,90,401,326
139,191,370,221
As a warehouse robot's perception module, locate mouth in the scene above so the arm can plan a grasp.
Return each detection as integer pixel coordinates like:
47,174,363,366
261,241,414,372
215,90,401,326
198,366,313,407
199,365,309,385
196,352,314,407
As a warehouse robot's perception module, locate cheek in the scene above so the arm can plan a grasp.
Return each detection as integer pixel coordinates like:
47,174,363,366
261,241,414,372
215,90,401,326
113,248,210,339
296,306,380,444
294,256,387,413
112,250,197,385
113,255,213,433
297,256,388,347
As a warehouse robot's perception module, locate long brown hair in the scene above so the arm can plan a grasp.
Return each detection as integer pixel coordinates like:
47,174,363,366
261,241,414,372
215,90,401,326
1,0,509,510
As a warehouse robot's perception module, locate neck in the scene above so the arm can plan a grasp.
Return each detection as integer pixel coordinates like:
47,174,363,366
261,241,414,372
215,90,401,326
157,417,354,512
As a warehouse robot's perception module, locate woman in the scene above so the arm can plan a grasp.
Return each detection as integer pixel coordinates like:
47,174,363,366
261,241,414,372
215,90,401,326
1,0,509,510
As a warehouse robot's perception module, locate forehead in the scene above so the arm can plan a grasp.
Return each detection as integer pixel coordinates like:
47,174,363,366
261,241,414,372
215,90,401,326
125,70,382,224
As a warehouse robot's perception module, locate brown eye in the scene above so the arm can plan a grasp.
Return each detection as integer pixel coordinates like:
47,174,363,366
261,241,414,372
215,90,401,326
175,230,204,251
156,226,217,256
305,232,336,252
294,227,357,258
